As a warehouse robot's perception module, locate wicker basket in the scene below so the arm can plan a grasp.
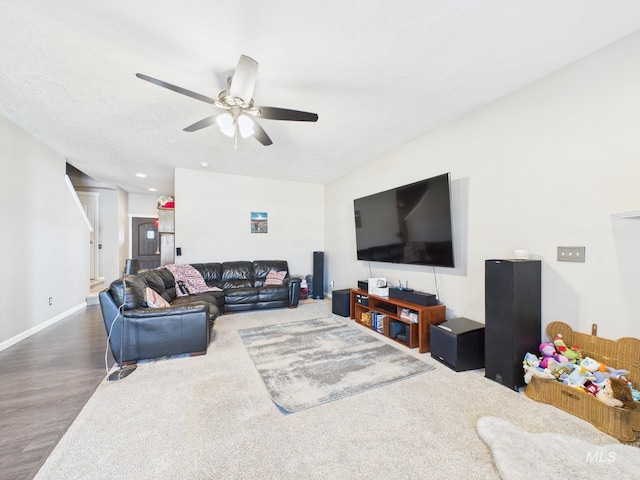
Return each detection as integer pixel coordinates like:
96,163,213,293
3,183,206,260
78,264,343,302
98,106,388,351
525,321,640,441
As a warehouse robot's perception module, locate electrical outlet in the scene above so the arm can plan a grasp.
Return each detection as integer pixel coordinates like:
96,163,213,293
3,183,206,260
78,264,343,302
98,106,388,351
557,246,585,263
329,280,334,289
48,297,53,305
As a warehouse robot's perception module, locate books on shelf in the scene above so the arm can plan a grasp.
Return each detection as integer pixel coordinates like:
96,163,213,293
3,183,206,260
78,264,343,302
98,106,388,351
360,311,372,327
371,312,386,333
400,308,418,323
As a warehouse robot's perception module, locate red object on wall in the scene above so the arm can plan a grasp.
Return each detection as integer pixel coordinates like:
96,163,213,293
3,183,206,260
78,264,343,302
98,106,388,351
154,217,159,228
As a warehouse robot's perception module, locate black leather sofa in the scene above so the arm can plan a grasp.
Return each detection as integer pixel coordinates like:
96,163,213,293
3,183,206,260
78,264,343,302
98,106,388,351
192,260,301,313
99,260,301,363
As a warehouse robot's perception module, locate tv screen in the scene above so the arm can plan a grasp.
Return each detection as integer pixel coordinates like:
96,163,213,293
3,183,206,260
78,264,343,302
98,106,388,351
353,173,455,267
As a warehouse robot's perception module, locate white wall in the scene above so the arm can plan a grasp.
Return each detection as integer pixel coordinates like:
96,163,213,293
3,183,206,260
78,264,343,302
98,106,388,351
325,31,640,340
174,169,324,277
0,115,89,349
128,193,158,217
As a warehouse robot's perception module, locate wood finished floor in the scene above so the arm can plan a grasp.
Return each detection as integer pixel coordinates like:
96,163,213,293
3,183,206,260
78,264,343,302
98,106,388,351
0,305,110,480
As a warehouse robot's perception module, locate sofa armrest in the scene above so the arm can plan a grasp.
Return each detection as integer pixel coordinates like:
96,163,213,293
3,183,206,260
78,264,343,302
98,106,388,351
287,276,302,307
123,303,209,319
114,304,209,363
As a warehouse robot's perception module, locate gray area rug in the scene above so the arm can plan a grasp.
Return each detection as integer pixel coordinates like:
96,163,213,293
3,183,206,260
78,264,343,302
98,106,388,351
238,316,434,412
477,416,640,479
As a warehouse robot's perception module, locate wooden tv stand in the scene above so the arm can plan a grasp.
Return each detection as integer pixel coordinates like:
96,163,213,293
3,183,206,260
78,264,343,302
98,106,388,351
349,288,446,353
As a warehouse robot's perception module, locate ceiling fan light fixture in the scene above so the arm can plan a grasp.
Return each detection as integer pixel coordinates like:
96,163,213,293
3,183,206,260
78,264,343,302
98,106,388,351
237,114,254,138
216,113,235,137
137,55,317,148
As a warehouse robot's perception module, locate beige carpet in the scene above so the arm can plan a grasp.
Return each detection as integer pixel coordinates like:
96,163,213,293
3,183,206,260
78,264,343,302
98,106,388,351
35,301,627,480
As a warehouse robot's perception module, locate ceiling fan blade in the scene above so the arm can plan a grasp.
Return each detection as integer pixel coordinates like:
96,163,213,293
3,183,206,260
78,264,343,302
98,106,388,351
229,55,258,103
252,119,273,146
136,73,216,104
183,115,218,132
257,106,318,122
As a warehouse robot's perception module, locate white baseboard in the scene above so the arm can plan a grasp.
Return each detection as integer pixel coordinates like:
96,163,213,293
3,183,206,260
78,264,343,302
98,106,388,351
0,302,87,352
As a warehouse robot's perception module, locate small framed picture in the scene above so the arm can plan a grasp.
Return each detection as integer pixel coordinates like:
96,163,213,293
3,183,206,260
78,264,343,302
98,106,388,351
251,212,268,233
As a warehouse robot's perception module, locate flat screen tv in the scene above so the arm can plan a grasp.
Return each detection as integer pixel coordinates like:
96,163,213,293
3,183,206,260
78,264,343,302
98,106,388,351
353,172,455,267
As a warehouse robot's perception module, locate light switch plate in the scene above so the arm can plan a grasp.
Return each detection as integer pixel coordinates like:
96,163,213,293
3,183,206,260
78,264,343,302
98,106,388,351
557,246,585,262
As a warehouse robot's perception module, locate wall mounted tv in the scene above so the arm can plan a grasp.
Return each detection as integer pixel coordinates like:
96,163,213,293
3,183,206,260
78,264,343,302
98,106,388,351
353,172,455,267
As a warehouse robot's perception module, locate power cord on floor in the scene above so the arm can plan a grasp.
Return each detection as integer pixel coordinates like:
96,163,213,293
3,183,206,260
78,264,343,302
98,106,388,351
104,304,124,377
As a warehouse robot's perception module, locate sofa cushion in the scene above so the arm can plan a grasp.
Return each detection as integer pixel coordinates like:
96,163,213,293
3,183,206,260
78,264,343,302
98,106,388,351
225,287,259,305
222,261,254,289
154,267,175,290
140,270,165,294
258,285,288,302
153,268,178,301
110,275,146,310
191,263,223,289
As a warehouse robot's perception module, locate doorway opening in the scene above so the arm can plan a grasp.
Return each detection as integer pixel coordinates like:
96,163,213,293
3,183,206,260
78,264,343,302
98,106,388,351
77,191,101,280
131,217,161,270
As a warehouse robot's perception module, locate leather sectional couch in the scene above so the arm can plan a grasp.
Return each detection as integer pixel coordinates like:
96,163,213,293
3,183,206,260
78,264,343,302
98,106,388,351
99,260,301,364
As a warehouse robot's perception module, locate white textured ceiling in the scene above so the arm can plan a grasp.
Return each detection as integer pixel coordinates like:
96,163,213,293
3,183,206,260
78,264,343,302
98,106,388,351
2,1,640,195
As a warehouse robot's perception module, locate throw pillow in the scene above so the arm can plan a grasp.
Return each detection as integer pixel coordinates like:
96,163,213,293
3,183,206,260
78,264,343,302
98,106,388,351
264,270,287,285
145,287,170,308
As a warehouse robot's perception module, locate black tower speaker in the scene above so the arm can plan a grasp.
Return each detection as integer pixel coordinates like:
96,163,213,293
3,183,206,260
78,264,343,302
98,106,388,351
332,289,351,317
312,251,324,299
485,259,541,391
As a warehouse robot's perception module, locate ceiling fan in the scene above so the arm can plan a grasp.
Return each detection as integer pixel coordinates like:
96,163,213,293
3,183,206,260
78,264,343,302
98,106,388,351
136,55,318,147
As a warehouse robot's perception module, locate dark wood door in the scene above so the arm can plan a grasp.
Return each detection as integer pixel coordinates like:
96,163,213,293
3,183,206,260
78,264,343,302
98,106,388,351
132,217,160,270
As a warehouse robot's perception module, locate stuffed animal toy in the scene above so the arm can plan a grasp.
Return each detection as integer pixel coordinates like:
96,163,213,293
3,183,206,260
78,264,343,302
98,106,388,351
522,352,555,384
596,377,636,409
523,352,540,368
523,365,556,384
584,383,599,397
546,359,574,379
580,356,600,372
579,357,630,386
539,342,568,369
627,382,640,402
553,333,581,362
561,364,596,388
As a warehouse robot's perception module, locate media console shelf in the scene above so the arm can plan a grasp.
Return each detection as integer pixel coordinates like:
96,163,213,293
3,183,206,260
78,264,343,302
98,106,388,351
349,288,446,353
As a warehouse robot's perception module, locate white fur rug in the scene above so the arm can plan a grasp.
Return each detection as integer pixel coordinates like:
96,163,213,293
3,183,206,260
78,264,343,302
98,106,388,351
477,416,640,479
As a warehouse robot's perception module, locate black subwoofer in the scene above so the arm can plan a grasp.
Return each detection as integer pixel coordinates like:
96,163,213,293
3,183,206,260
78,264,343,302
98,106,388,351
484,259,541,391
430,317,485,372
331,289,351,317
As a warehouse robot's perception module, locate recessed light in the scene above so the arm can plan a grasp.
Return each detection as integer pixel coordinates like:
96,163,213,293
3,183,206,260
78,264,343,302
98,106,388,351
136,173,147,178
148,188,157,192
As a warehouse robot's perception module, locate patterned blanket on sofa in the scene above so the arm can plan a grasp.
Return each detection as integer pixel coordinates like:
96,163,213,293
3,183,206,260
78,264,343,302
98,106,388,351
165,264,222,296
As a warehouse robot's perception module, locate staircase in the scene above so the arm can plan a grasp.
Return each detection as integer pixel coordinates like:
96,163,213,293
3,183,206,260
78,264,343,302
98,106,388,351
86,278,105,305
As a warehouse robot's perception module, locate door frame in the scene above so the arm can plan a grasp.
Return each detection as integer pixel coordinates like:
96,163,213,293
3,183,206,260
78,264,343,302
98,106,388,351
77,191,100,279
128,214,157,258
